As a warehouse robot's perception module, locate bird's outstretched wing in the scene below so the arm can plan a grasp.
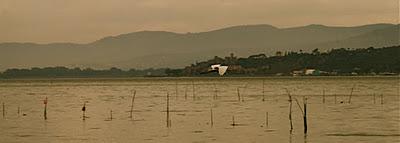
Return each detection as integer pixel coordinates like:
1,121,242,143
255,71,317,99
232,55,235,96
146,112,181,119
218,66,228,76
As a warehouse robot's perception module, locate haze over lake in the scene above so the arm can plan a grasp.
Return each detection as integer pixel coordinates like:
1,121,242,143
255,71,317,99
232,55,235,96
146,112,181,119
0,77,398,143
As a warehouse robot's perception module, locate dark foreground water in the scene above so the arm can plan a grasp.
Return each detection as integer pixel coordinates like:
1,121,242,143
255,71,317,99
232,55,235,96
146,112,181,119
0,76,399,143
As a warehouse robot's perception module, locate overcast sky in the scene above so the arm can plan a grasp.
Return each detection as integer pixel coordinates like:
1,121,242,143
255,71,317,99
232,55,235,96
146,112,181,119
0,0,398,43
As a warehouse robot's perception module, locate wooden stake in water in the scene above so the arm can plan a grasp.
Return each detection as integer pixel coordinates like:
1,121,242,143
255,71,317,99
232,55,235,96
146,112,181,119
110,110,113,121
294,97,308,135
184,84,188,100
334,94,337,104
213,83,218,100
237,88,241,101
82,102,86,121
231,115,236,126
380,94,384,104
166,92,171,127
262,79,265,102
242,84,247,102
129,90,136,119
373,94,376,104
2,102,5,118
303,97,308,134
322,89,325,104
44,97,48,120
192,81,195,100
175,82,178,99
210,108,214,127
18,106,20,116
265,112,269,128
286,89,293,134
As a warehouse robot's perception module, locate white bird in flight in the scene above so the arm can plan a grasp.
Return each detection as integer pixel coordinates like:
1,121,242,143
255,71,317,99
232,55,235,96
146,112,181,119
210,64,228,76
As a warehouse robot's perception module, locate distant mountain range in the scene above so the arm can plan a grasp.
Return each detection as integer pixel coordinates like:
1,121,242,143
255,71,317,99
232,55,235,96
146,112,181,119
0,23,398,71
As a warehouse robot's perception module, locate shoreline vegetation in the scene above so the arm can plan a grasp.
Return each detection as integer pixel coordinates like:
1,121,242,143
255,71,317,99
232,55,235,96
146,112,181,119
0,76,398,81
0,46,399,79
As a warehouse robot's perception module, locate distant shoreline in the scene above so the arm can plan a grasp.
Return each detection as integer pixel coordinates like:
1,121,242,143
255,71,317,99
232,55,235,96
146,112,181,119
0,75,398,81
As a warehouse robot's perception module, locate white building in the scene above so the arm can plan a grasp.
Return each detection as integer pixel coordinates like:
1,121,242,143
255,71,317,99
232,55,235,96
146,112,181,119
305,69,316,75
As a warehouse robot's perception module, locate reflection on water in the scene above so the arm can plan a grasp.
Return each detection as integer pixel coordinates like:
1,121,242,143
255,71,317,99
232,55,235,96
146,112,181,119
0,77,399,143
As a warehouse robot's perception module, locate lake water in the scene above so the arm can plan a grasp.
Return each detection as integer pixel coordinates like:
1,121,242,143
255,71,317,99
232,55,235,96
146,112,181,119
0,77,399,143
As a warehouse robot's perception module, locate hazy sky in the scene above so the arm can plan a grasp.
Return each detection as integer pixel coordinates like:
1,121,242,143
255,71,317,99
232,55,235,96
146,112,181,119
0,0,398,43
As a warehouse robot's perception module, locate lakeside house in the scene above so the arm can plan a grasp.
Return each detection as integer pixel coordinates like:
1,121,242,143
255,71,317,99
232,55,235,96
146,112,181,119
291,69,330,76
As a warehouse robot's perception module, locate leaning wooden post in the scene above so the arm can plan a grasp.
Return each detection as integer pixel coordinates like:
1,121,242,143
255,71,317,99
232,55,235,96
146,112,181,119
44,97,48,120
348,85,355,103
129,90,136,119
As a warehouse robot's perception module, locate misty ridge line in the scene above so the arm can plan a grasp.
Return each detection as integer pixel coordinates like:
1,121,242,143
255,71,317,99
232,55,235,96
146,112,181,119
0,23,397,45
0,23,398,71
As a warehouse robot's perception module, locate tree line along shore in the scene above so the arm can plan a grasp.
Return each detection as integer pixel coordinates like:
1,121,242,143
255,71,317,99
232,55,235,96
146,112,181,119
0,46,399,78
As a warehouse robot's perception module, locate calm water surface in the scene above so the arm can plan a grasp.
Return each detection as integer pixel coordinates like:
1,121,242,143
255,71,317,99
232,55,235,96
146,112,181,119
0,77,399,143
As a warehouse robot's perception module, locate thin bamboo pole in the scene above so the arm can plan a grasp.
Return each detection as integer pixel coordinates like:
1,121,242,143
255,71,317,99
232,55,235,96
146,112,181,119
262,80,265,101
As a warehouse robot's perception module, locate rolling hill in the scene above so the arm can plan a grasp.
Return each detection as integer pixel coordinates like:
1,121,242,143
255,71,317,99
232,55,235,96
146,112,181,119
0,23,398,71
